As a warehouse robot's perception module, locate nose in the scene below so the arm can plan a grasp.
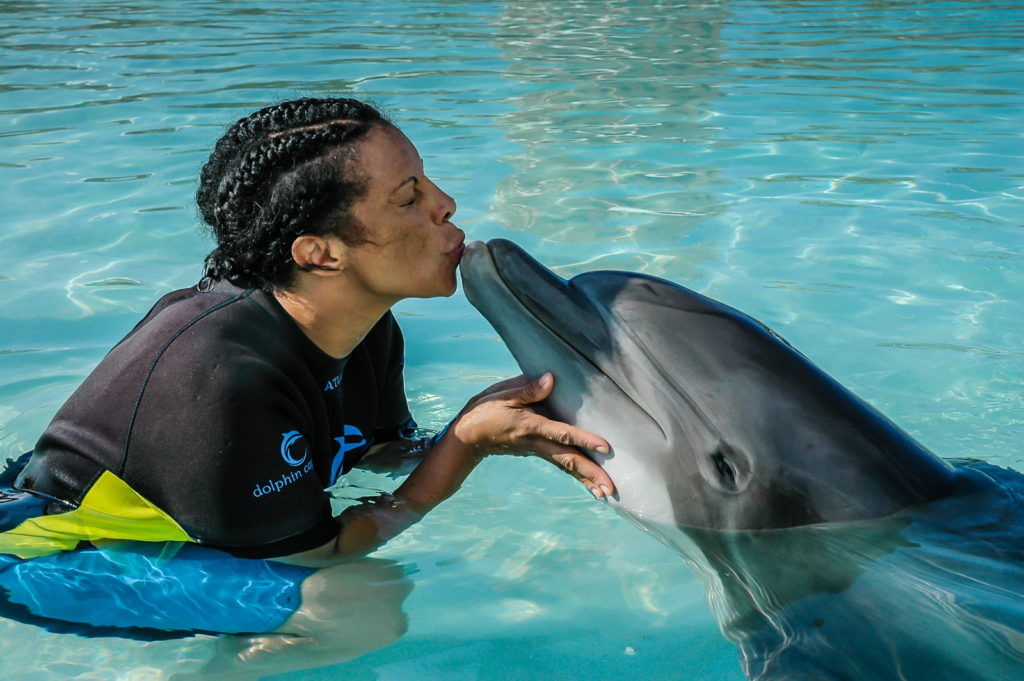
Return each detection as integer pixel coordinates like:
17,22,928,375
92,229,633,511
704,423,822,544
430,181,457,224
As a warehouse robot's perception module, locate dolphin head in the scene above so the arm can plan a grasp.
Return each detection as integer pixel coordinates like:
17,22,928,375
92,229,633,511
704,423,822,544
460,239,955,530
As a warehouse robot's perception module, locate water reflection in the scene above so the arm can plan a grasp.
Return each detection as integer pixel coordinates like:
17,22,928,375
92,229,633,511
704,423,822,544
488,0,730,277
178,557,413,681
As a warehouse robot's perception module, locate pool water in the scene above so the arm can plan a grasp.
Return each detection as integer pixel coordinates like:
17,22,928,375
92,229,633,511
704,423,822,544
1,1,1022,679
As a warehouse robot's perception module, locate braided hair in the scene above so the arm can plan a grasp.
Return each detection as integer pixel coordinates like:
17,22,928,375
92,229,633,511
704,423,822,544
196,97,391,290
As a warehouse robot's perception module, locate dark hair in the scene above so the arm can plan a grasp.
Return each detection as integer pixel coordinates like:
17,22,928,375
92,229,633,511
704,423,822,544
196,97,391,290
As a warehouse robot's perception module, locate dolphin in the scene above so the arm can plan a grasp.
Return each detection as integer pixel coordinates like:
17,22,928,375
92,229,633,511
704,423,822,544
459,238,956,530
458,238,1024,681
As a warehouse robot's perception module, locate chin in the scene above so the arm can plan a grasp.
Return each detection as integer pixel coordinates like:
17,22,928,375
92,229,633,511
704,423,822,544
439,276,458,297
412,276,458,300
442,266,459,296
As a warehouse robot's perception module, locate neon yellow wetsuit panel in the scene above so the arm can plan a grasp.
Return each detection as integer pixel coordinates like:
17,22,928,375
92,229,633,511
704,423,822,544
0,470,191,559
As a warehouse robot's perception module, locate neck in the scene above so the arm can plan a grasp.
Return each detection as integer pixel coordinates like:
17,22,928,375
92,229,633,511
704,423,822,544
274,278,396,359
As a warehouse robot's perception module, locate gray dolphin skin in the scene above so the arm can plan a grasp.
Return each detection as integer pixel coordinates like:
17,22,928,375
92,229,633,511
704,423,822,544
459,238,956,530
459,239,1024,681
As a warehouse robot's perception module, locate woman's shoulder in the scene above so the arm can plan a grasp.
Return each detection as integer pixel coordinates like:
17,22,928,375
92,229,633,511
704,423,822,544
120,280,257,338
131,281,291,346
108,281,308,389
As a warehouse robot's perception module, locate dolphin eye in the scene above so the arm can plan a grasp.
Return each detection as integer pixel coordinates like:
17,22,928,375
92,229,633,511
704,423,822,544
698,443,750,494
711,451,738,490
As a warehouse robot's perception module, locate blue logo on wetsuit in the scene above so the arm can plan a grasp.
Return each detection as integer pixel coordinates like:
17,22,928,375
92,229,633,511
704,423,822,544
330,425,366,484
279,430,308,466
252,431,314,498
253,427,367,497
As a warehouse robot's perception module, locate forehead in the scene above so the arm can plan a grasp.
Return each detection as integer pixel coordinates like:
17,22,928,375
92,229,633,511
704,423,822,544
355,125,421,194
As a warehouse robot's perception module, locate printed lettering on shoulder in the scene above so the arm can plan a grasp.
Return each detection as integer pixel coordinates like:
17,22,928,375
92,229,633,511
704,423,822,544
324,373,342,392
252,430,314,499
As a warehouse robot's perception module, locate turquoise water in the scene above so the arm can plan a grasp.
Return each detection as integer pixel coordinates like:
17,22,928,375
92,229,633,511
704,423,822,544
1,1,1022,679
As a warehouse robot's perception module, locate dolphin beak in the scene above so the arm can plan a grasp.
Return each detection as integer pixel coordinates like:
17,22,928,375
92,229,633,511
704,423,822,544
481,239,612,365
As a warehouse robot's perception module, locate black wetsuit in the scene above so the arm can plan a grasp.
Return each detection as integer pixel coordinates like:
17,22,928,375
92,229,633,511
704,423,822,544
7,279,415,559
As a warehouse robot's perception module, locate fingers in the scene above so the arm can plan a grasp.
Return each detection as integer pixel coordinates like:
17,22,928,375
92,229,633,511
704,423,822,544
525,415,609,456
483,374,531,394
530,439,616,500
465,374,531,405
478,372,559,408
511,372,554,406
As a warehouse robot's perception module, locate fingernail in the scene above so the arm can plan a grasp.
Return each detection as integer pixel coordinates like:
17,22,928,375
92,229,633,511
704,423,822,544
595,444,609,454
590,486,603,499
600,485,612,497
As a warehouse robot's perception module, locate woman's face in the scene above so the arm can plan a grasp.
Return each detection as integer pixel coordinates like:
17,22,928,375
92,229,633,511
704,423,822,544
343,125,465,303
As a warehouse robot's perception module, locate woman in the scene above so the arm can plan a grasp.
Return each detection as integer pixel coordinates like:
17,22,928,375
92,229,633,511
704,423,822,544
1,97,613,570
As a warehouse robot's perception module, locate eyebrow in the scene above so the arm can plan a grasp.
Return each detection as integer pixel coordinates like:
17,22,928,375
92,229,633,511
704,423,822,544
390,176,417,196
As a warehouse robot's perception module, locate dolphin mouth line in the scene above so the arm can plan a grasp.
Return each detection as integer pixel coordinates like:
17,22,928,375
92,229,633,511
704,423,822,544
483,242,668,445
486,244,610,380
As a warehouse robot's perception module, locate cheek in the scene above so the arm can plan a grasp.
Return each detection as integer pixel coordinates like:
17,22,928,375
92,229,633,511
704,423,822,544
381,226,421,261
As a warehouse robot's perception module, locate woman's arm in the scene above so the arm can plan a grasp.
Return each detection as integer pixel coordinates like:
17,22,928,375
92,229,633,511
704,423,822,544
275,372,613,566
355,437,433,476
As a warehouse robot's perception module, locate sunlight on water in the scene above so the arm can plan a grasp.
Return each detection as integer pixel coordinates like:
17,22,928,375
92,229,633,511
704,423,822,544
1,1,1021,679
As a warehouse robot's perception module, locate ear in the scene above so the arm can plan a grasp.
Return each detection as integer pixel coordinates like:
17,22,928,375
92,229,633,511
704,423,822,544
291,234,347,275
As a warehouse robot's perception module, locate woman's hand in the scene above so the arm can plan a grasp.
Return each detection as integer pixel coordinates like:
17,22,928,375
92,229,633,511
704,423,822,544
449,372,615,500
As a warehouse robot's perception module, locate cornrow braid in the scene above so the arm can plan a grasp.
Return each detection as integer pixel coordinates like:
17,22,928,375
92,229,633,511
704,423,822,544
196,97,391,291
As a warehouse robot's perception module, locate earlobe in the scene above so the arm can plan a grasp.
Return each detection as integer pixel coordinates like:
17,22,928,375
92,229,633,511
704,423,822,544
292,234,346,274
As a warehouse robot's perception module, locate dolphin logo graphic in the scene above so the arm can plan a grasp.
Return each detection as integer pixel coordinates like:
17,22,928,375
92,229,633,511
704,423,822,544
330,424,367,483
279,430,308,467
